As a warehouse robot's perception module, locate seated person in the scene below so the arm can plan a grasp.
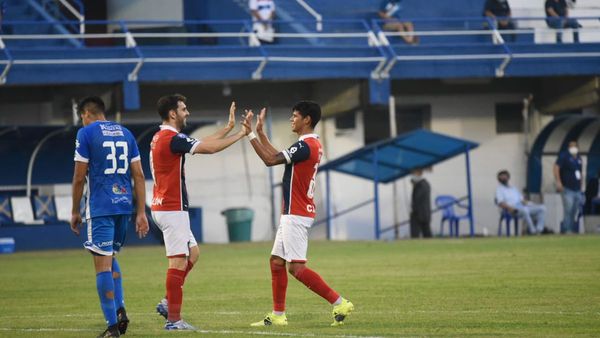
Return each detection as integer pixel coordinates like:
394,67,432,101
483,0,516,42
545,0,581,43
378,0,418,45
495,170,550,235
584,168,600,215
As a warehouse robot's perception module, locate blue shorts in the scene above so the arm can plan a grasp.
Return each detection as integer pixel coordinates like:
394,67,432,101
84,215,130,256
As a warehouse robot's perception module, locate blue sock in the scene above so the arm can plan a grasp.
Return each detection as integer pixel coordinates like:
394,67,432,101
96,271,118,326
112,258,125,310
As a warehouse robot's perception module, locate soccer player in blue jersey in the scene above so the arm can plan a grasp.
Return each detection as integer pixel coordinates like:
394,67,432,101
70,96,149,338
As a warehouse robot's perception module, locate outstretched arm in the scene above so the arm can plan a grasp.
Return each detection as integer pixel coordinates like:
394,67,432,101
255,108,280,157
70,161,88,236
244,110,287,167
194,129,246,154
201,102,237,142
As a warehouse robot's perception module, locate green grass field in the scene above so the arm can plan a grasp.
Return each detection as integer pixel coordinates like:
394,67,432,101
1,236,599,337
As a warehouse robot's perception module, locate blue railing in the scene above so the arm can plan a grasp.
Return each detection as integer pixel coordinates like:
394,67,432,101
0,17,599,84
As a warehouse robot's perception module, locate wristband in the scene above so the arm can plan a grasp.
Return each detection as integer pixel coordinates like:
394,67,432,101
248,132,257,141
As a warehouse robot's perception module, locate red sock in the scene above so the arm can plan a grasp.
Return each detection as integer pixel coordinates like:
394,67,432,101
293,266,339,304
165,260,195,299
166,268,186,322
270,261,288,312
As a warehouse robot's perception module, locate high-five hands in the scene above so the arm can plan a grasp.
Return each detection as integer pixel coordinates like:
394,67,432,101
242,109,255,136
256,108,267,133
227,101,236,130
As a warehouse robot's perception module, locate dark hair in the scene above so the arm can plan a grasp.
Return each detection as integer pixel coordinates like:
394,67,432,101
497,169,510,178
77,96,105,116
157,94,186,121
292,101,321,128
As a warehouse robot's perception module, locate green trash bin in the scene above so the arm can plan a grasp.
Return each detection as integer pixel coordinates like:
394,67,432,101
221,208,253,242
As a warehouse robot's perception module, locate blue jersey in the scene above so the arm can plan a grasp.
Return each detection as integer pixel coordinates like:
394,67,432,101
74,121,141,219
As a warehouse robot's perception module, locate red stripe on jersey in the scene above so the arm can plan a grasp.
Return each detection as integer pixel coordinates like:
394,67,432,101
287,136,322,218
150,127,185,211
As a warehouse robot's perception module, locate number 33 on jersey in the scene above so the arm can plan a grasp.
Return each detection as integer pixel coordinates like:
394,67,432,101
74,121,141,219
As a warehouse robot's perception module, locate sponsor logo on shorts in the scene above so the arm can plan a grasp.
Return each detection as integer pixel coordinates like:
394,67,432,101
98,240,113,247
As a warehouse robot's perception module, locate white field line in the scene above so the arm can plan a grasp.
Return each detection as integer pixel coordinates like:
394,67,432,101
0,309,598,320
0,327,384,338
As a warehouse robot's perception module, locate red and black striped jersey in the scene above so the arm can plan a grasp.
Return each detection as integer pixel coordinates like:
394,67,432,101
281,134,322,218
150,125,200,211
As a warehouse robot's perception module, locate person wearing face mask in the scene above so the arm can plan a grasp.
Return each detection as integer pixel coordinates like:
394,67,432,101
410,168,432,238
553,140,584,233
495,170,549,235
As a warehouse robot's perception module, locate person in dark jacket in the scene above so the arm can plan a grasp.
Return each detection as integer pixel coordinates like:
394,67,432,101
410,168,432,238
584,168,600,215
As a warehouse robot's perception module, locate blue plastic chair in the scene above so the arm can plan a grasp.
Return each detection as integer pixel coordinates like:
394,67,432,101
435,195,470,237
31,195,57,223
498,208,519,237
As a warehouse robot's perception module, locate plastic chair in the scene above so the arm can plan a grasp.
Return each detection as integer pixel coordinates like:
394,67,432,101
435,195,470,237
498,208,519,237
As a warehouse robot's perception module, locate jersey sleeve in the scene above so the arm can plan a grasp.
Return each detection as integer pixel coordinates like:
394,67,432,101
281,140,311,164
126,129,141,163
170,133,200,154
74,128,89,163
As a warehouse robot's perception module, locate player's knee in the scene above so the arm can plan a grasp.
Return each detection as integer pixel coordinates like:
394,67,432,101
270,256,285,266
288,263,305,277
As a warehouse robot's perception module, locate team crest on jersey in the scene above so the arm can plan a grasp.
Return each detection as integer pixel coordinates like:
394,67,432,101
112,183,127,195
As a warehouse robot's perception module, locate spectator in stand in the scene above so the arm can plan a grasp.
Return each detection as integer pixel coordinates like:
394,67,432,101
483,0,516,42
545,0,581,43
249,0,275,44
378,0,418,45
584,168,600,215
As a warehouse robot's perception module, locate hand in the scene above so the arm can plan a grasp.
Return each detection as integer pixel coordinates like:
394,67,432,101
556,182,564,193
135,212,149,239
256,108,266,133
242,109,255,135
226,101,236,130
70,212,82,236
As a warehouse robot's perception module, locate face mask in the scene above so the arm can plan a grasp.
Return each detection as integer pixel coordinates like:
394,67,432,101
569,146,578,156
499,178,509,186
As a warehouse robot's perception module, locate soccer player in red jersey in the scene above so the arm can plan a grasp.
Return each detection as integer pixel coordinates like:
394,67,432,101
150,94,248,330
244,101,354,327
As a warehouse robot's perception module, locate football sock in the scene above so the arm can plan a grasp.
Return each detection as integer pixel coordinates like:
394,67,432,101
292,266,340,304
96,271,118,326
166,268,186,322
111,258,125,310
270,260,288,313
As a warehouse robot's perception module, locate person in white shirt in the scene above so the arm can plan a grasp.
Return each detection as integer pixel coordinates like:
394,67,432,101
495,170,548,235
249,0,275,43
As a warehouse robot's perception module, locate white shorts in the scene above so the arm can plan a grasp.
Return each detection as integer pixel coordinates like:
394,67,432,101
271,215,314,262
151,211,198,257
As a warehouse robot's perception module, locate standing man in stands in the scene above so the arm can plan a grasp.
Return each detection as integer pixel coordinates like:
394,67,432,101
71,96,149,338
545,0,581,43
243,103,354,327
151,95,249,330
249,0,275,44
378,0,418,45
410,168,432,238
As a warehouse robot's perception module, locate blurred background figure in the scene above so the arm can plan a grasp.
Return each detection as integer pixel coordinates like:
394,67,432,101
410,168,432,238
483,0,516,42
545,0,581,43
378,0,418,45
554,141,584,233
249,0,275,44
